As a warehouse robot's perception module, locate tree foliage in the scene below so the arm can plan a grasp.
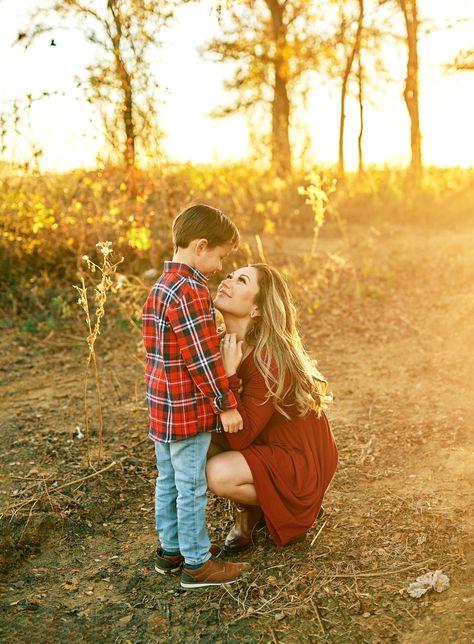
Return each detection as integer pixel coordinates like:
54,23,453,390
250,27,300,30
204,0,329,178
449,48,474,71
20,0,179,166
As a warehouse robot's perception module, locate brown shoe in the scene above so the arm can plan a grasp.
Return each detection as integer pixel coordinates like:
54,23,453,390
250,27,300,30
224,505,264,553
155,543,221,575
180,557,251,589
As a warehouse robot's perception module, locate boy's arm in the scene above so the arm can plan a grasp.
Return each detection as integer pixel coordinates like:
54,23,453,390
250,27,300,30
167,284,238,414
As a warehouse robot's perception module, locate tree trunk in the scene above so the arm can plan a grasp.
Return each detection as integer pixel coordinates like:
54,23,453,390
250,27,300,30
338,0,364,178
399,0,422,182
272,72,291,178
337,70,349,178
266,0,291,179
357,49,364,176
121,75,136,167
109,0,136,167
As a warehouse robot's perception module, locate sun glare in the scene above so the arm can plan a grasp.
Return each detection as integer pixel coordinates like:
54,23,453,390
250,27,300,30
0,0,473,170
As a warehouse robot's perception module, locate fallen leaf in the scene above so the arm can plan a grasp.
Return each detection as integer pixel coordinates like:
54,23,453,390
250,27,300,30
148,615,166,626
62,583,77,591
119,614,133,623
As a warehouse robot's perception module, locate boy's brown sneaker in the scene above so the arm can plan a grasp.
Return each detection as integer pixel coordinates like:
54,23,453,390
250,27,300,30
180,556,251,589
155,549,183,574
155,544,222,575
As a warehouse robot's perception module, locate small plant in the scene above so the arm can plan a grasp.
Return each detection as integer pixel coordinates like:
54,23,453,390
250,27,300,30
298,173,336,257
74,241,123,466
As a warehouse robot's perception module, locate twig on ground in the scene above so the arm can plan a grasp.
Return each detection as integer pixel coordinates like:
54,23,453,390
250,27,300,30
10,475,62,482
222,584,247,611
311,599,326,633
228,573,306,624
268,625,279,643
1,461,117,519
48,460,117,493
42,475,56,513
399,315,422,335
2,433,151,523
310,519,327,546
18,499,38,541
332,559,434,579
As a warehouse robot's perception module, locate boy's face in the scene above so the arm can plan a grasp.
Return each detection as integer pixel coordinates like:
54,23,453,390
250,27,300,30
194,240,234,277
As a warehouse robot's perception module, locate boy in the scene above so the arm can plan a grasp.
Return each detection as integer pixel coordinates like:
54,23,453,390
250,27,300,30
142,204,250,589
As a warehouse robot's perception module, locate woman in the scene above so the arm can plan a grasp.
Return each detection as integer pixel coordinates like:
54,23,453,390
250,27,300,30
207,263,338,551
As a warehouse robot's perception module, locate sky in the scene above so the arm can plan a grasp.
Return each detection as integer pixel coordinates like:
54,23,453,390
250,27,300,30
0,0,473,171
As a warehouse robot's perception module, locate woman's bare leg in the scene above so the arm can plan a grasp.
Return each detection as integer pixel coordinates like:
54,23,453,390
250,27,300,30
206,451,259,505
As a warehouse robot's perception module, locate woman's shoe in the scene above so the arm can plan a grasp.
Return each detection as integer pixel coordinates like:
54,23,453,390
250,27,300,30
224,504,263,553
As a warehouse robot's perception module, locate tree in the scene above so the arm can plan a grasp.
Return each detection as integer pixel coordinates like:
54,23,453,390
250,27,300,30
321,0,389,178
19,0,177,167
356,46,364,176
394,0,422,181
205,0,323,179
335,0,364,178
351,1,391,176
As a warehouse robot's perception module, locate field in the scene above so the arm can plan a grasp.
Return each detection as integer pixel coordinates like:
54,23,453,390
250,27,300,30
0,218,473,642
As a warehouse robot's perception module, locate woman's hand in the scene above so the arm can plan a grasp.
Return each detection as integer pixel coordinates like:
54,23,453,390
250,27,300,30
220,333,244,376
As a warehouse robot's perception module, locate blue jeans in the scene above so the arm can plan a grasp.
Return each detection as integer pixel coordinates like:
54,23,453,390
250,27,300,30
154,432,212,566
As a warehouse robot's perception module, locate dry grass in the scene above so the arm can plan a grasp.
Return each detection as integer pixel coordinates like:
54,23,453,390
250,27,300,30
73,242,123,465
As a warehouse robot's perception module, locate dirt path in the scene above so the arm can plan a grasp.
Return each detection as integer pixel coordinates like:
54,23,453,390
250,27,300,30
0,224,472,643
320,226,474,642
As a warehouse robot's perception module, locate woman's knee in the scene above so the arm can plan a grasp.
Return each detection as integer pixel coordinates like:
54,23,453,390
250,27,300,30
206,457,230,496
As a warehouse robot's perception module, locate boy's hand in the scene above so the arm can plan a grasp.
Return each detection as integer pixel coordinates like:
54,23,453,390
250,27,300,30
220,408,243,433
220,333,244,376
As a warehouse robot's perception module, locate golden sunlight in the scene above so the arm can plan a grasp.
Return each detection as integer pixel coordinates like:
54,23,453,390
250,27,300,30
0,0,473,170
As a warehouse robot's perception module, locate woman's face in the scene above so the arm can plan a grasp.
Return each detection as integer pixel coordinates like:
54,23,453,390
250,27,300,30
214,266,260,319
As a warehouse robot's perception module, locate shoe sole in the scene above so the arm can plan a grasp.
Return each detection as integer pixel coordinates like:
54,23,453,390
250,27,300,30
155,564,181,575
180,577,241,589
223,542,252,554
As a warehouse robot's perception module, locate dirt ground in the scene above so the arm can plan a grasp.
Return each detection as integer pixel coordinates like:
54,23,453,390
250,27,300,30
0,223,473,643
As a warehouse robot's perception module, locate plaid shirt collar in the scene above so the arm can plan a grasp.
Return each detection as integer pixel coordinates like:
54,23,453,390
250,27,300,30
163,261,208,285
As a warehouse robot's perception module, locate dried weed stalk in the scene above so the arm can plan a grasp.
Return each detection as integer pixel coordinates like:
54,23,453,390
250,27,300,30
298,172,336,258
74,241,123,465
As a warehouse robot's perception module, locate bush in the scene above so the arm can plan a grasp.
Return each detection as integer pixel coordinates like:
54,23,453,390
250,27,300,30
1,162,472,317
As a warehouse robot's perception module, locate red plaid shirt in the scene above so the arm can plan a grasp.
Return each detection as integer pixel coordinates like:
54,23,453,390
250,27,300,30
142,262,237,442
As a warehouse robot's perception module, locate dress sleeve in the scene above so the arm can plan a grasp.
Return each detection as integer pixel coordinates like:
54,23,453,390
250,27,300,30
167,284,237,413
224,362,276,450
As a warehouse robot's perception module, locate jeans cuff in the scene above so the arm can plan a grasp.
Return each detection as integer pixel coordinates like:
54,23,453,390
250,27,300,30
184,551,212,568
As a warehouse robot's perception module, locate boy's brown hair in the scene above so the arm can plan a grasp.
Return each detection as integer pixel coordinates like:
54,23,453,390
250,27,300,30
172,203,240,250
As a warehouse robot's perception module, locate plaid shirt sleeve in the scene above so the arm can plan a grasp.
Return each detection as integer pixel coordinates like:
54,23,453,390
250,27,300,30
166,283,237,414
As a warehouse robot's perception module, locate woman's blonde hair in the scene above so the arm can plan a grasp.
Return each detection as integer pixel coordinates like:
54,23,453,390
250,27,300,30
246,263,332,418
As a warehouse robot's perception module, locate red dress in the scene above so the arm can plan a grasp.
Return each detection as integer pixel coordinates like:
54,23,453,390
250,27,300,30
213,352,338,547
